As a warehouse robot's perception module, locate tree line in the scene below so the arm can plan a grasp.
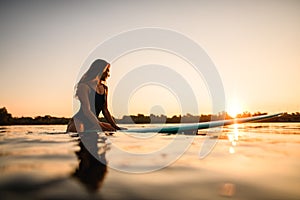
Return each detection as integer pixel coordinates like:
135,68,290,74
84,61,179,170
0,107,69,125
0,107,300,125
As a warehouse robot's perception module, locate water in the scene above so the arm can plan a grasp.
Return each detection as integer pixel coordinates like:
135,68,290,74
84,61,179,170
0,123,300,199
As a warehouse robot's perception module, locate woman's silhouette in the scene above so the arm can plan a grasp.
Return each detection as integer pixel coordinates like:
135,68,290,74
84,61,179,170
67,59,124,133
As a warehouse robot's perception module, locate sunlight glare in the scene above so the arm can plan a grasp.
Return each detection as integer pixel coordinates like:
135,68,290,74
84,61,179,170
227,99,244,118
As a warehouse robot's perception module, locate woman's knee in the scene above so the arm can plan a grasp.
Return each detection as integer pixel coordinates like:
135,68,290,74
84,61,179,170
66,119,77,132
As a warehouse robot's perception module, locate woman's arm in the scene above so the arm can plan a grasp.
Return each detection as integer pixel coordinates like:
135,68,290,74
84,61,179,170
101,87,121,130
102,104,121,130
101,84,126,130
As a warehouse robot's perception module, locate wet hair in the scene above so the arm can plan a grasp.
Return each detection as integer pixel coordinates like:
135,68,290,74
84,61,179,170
78,59,109,84
75,59,109,98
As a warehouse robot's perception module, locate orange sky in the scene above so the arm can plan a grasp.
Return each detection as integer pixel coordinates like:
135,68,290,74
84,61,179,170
0,1,299,117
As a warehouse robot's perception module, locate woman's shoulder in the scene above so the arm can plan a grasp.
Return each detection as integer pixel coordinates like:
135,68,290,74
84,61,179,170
98,82,108,90
96,83,108,95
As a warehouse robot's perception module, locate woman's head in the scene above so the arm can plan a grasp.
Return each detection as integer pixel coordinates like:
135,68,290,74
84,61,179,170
100,64,110,81
78,59,109,84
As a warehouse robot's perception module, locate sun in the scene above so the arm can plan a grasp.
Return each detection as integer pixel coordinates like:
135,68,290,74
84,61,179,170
226,99,243,118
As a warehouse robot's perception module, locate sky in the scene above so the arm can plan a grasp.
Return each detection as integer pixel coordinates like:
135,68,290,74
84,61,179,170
0,0,299,118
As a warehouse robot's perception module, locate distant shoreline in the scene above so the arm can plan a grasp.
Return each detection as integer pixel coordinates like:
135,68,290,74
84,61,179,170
1,107,299,125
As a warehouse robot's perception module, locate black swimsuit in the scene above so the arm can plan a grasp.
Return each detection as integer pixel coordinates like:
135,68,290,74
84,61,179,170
95,90,106,117
74,84,106,130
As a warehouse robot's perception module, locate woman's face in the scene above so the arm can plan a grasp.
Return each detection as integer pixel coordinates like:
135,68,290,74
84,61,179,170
100,64,110,81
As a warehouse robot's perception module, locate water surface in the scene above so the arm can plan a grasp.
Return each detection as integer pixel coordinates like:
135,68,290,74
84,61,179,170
0,123,300,199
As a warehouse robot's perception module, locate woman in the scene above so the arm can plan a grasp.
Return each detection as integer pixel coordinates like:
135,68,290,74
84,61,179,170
67,59,122,132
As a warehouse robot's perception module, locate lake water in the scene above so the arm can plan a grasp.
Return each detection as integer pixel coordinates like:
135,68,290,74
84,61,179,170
0,123,300,199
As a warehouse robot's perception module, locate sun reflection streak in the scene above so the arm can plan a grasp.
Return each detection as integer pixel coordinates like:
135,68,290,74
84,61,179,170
228,123,240,154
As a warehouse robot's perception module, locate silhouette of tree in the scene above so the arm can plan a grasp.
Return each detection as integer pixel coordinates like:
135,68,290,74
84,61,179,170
0,107,12,125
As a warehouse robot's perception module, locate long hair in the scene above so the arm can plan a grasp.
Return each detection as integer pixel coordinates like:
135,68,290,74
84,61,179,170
75,59,109,98
78,59,109,84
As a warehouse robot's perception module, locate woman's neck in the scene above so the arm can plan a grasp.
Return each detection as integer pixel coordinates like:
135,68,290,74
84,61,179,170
99,80,107,86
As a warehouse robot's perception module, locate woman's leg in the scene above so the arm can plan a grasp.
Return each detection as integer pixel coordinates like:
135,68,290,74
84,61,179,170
67,118,115,132
66,118,85,132
66,118,77,132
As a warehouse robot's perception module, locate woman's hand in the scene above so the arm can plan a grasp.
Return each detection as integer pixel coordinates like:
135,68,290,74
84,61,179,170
115,126,127,131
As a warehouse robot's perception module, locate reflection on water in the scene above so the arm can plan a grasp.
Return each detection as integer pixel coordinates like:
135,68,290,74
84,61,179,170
0,126,112,199
72,133,109,192
227,124,240,154
0,124,300,199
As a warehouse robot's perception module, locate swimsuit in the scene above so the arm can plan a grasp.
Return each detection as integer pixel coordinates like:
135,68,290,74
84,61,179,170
95,89,106,117
73,83,106,130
